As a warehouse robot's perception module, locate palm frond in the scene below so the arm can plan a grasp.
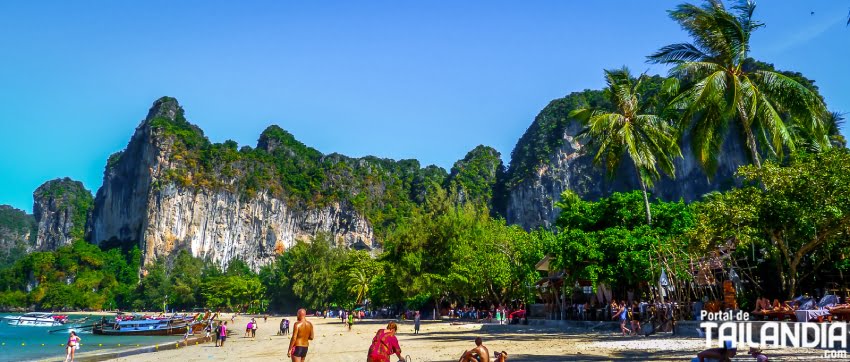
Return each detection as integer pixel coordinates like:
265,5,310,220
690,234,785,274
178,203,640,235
750,70,828,143
648,43,711,64
669,61,724,81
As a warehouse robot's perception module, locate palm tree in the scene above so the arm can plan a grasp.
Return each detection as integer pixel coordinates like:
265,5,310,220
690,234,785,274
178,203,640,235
570,67,681,225
348,269,370,306
649,0,828,173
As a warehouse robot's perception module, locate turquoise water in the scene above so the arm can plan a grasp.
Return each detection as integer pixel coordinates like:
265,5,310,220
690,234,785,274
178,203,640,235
0,314,181,362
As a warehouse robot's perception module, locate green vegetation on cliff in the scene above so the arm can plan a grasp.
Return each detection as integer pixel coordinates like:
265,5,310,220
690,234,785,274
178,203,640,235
0,206,35,267
33,178,93,241
507,76,668,187
146,99,452,238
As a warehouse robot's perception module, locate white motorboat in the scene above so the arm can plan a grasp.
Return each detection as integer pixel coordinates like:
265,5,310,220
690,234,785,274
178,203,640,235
3,312,65,327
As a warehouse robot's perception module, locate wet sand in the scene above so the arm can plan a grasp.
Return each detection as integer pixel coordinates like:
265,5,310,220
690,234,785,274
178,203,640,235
96,314,830,361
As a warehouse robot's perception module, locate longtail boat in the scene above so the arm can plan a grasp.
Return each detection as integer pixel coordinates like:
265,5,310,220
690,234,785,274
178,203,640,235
92,318,191,336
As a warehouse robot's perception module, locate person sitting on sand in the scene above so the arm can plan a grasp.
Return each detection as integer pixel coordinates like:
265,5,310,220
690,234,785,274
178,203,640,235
459,337,490,362
749,347,768,362
751,297,763,314
694,340,736,362
367,321,403,362
494,351,508,362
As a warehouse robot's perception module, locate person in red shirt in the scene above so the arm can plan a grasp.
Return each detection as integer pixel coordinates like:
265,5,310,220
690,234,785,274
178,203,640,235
367,321,403,362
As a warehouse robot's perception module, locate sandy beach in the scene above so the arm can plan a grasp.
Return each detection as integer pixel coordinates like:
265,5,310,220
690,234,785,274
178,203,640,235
89,314,831,362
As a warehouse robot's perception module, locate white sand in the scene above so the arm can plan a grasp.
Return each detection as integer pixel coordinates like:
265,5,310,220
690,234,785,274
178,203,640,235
100,315,830,361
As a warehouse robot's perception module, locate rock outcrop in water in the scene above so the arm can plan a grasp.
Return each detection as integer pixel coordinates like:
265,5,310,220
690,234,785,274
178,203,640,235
32,178,93,250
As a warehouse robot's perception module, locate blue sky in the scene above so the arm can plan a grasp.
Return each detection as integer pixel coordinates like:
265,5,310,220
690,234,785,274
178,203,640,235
1,1,848,212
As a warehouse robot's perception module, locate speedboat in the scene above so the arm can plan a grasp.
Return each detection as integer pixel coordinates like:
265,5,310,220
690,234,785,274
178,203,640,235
3,312,65,327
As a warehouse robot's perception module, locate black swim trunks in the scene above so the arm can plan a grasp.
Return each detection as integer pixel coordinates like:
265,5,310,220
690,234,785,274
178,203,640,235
293,346,308,357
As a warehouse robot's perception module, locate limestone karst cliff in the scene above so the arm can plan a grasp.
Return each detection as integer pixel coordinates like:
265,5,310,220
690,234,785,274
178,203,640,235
89,97,442,270
32,178,93,250
503,89,748,230
0,205,35,265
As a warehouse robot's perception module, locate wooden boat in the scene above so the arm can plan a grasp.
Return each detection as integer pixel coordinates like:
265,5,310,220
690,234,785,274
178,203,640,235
93,318,190,336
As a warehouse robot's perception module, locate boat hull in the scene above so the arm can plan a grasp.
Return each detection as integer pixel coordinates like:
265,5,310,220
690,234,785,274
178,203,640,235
92,324,189,336
4,316,63,327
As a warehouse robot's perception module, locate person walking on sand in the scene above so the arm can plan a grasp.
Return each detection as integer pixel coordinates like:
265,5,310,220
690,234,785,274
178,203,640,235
215,322,222,347
219,321,229,347
64,331,81,362
246,319,253,337
288,309,314,362
367,321,403,362
347,311,354,331
630,301,641,336
459,337,490,362
613,301,631,336
251,317,258,337
204,321,212,342
414,311,421,335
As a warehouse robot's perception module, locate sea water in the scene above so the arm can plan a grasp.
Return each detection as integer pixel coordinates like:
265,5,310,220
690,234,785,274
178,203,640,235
0,314,182,362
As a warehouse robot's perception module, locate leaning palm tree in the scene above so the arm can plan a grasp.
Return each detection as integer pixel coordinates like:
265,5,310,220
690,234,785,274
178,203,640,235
570,67,681,225
649,0,828,173
347,269,370,306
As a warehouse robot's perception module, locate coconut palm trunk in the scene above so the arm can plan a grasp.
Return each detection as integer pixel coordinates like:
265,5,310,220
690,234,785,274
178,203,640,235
744,131,762,168
637,174,653,226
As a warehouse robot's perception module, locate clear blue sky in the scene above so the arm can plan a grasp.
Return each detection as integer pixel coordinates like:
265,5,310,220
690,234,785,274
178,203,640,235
1,1,848,212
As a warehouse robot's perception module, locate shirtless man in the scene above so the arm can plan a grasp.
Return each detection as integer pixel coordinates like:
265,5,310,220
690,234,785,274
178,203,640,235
459,337,490,362
288,309,314,362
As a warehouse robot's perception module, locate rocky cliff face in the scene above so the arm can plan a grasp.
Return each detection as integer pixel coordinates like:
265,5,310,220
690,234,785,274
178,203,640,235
505,94,748,230
90,97,376,270
0,205,35,264
446,145,507,214
32,178,93,250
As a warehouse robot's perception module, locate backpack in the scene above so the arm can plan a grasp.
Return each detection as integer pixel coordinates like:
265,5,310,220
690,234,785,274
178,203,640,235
368,329,392,357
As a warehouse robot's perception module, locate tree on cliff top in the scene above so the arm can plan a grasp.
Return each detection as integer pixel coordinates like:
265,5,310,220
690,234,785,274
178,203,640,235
570,67,681,225
649,0,829,173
